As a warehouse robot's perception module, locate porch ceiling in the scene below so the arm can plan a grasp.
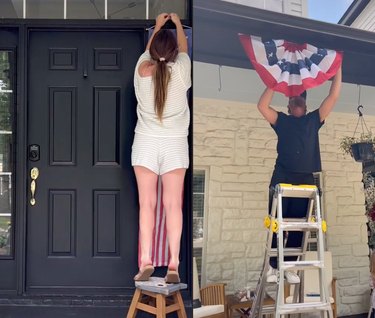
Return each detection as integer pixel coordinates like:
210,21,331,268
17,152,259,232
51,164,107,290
193,0,375,87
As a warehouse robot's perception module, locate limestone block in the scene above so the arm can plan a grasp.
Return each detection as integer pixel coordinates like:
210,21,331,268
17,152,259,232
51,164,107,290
195,154,233,166
338,277,359,287
222,209,241,218
221,262,234,270
321,161,346,171
207,212,222,242
247,271,260,283
221,218,258,230
209,242,245,254
359,268,371,285
337,205,365,216
239,171,271,182
352,243,370,256
209,180,222,193
348,302,370,314
243,230,267,243
240,209,267,219
245,258,263,271
222,269,234,280
346,172,364,182
199,146,234,158
204,130,236,139
248,148,278,159
243,200,268,210
206,254,230,264
334,269,359,280
193,134,205,146
221,231,243,241
209,197,242,208
204,137,234,148
206,117,239,131
206,263,221,281
324,176,348,188
329,225,360,236
210,166,222,181
342,284,370,296
221,182,253,192
242,191,267,201
222,165,251,173
341,295,366,304
339,256,369,268
336,215,367,225
245,245,263,258
217,191,243,198
340,235,361,245
331,245,352,257
233,259,247,289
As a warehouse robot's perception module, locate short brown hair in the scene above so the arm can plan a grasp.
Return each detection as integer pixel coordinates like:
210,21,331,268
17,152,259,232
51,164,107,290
289,96,306,107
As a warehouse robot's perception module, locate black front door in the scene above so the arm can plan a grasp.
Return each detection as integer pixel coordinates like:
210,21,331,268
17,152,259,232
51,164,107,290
27,30,143,293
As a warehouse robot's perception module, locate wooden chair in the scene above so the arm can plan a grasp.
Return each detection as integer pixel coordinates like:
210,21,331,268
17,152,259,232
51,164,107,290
193,257,227,318
285,251,337,318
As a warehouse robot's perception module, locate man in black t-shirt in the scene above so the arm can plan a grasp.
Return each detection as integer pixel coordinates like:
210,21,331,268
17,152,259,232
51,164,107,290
257,66,342,284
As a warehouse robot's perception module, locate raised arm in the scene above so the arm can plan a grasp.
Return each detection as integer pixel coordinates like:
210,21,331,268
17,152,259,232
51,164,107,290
146,13,170,51
319,65,342,122
170,13,188,53
257,87,278,125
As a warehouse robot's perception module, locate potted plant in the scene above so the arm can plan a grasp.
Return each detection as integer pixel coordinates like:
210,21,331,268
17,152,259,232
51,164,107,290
339,133,375,162
339,105,375,162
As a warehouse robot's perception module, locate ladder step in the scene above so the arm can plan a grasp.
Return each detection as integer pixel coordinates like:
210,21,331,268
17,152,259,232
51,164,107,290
279,221,320,231
277,183,318,199
281,260,323,270
269,248,304,257
278,302,332,314
260,304,276,314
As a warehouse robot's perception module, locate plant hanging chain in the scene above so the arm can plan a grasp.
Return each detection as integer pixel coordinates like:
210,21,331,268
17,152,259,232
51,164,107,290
352,105,371,138
353,85,371,139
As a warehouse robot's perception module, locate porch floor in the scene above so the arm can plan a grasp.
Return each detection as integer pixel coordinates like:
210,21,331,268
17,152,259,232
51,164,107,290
0,305,192,317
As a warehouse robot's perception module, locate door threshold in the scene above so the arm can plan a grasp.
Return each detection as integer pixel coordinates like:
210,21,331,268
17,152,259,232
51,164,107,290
0,294,132,307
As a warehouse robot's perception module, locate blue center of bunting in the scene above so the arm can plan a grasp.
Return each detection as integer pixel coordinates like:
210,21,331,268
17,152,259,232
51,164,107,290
263,39,328,75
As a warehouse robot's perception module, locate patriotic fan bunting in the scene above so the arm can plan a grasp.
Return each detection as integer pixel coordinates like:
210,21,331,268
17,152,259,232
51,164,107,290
238,33,343,97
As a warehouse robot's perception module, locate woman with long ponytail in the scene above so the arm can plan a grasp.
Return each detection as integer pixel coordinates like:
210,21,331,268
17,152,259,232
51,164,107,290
131,13,190,283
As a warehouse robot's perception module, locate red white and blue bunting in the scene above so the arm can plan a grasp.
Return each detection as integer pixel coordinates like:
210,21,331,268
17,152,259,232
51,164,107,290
238,33,343,97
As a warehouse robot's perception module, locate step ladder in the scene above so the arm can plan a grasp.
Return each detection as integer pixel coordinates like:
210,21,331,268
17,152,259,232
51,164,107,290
250,183,333,318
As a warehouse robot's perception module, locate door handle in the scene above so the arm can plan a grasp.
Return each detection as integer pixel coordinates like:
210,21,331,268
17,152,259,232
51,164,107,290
30,167,39,206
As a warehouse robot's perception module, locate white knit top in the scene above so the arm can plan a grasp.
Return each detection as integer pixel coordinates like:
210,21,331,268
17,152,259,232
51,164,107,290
134,50,191,137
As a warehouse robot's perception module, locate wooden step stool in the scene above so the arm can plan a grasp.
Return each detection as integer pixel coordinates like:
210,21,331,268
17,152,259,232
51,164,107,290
127,277,188,318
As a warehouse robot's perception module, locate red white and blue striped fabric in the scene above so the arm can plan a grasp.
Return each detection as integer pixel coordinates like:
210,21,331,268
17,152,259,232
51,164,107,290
238,33,343,97
138,176,169,267
152,177,169,267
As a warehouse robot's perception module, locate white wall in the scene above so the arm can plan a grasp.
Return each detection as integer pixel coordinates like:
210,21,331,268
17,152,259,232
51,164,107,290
222,0,308,17
350,0,375,31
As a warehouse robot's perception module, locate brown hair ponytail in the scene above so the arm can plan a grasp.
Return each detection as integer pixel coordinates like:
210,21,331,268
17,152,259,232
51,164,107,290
153,60,170,121
150,30,178,121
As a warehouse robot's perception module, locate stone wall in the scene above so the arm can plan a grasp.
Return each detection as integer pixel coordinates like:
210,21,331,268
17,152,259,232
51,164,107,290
194,97,371,316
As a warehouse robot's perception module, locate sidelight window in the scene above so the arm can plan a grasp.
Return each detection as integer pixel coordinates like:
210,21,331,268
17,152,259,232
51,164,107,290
193,168,208,286
0,50,14,257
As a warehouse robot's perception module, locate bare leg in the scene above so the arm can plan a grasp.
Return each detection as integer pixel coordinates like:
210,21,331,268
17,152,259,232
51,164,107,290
161,168,186,270
134,166,158,270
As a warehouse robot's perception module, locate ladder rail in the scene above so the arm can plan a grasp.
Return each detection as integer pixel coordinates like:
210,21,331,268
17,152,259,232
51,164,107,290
251,183,333,318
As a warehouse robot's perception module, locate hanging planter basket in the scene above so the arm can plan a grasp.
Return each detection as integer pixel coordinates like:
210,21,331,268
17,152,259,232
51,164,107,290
339,105,375,163
351,142,374,162
339,105,375,162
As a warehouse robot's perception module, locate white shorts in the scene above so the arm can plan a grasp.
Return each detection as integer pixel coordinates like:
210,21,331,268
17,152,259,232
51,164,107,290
131,133,189,175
